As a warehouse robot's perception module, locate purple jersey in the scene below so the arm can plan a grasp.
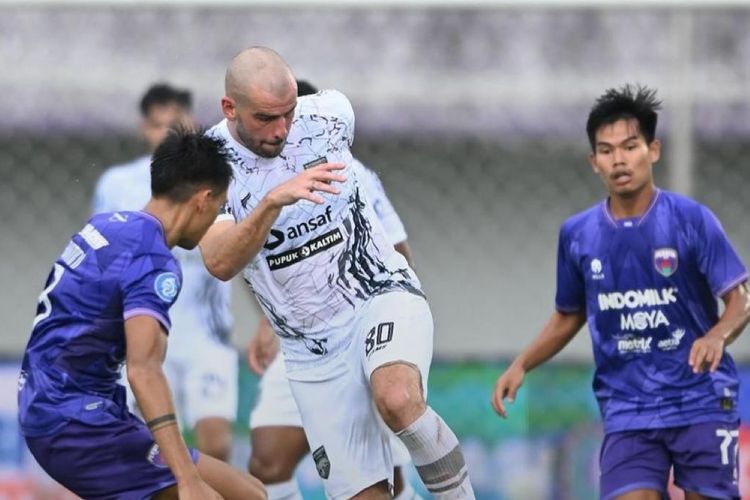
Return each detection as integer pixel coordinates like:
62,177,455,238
556,189,747,433
18,211,181,437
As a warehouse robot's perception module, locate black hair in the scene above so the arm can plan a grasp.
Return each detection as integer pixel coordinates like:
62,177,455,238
586,84,662,150
150,128,233,202
140,83,193,117
296,79,319,97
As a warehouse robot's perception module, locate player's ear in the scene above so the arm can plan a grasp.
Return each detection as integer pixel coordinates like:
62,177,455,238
588,152,600,174
221,96,237,121
648,138,661,163
195,188,213,212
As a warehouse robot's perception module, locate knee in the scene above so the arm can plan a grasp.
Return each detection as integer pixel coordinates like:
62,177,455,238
248,452,295,484
373,383,425,432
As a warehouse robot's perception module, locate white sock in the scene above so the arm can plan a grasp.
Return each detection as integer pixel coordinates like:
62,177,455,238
393,478,422,500
265,478,303,500
396,407,475,499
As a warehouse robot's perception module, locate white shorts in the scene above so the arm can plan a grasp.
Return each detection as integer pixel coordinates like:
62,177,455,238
124,340,238,428
250,351,413,467
287,291,433,499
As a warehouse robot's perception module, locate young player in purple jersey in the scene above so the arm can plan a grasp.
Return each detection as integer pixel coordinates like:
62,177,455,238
492,85,750,500
17,130,269,500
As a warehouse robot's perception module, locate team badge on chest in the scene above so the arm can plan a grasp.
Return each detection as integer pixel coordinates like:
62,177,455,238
653,248,678,277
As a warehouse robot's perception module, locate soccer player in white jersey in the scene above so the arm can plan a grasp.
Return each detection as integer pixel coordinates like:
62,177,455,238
200,47,475,499
245,80,421,500
92,83,238,462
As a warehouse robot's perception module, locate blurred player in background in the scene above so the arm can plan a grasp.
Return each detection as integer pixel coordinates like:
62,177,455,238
246,79,420,500
93,83,238,462
18,130,265,499
200,46,475,499
492,84,750,500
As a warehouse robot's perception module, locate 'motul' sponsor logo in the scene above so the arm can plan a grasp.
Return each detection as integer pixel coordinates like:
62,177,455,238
266,228,343,270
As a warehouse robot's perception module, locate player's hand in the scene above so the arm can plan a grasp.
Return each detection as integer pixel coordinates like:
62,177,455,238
247,317,279,375
491,364,525,419
688,334,725,374
265,162,346,207
177,475,223,500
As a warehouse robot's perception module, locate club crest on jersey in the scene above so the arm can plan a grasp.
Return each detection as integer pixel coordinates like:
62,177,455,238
303,156,328,169
154,272,180,302
312,446,331,479
654,248,678,277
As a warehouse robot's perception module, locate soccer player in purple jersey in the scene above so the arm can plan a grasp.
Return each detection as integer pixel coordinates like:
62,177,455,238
492,85,750,500
18,130,285,499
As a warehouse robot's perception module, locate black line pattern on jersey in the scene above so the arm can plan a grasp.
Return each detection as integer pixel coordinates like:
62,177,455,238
335,188,424,305
197,273,232,345
253,281,328,356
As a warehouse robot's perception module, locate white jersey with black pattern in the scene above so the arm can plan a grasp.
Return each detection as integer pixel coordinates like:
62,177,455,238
209,90,422,378
351,159,408,246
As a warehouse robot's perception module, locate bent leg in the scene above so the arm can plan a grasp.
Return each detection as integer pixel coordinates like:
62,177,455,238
194,416,233,462
249,426,309,500
365,293,474,499
197,452,266,500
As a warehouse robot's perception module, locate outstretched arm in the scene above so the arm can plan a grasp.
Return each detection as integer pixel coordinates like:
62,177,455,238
491,310,586,418
125,316,222,499
200,162,346,281
689,282,750,373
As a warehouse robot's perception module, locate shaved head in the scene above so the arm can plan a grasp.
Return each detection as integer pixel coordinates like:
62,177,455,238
225,46,296,103
221,46,298,158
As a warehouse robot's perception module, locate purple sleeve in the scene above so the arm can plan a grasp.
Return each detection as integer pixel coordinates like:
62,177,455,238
696,206,748,297
555,225,585,312
120,253,181,333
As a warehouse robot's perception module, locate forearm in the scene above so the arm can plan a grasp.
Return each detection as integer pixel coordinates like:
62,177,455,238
513,311,585,372
707,283,750,347
202,197,282,280
128,366,196,481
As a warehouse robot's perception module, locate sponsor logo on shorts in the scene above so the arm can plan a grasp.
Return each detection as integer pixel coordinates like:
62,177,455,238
312,445,331,479
154,272,180,303
266,228,343,270
146,443,168,468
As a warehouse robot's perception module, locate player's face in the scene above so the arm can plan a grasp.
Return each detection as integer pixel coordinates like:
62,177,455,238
141,104,193,152
222,87,296,159
589,118,660,198
178,189,228,249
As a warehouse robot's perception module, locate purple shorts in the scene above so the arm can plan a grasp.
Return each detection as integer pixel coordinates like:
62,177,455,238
600,421,740,500
25,413,199,500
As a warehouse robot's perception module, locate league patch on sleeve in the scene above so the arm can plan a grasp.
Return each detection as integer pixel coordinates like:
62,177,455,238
153,272,180,303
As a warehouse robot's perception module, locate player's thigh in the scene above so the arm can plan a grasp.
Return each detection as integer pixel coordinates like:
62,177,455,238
196,452,266,500
288,364,393,499
669,421,740,500
360,291,433,396
25,416,199,500
250,354,303,430
184,342,238,428
599,429,670,500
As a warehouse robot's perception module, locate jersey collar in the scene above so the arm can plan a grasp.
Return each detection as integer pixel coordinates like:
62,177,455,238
601,188,661,228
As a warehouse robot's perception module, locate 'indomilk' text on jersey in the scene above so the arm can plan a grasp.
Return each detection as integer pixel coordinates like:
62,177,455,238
556,190,747,433
18,212,181,437
209,90,423,375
